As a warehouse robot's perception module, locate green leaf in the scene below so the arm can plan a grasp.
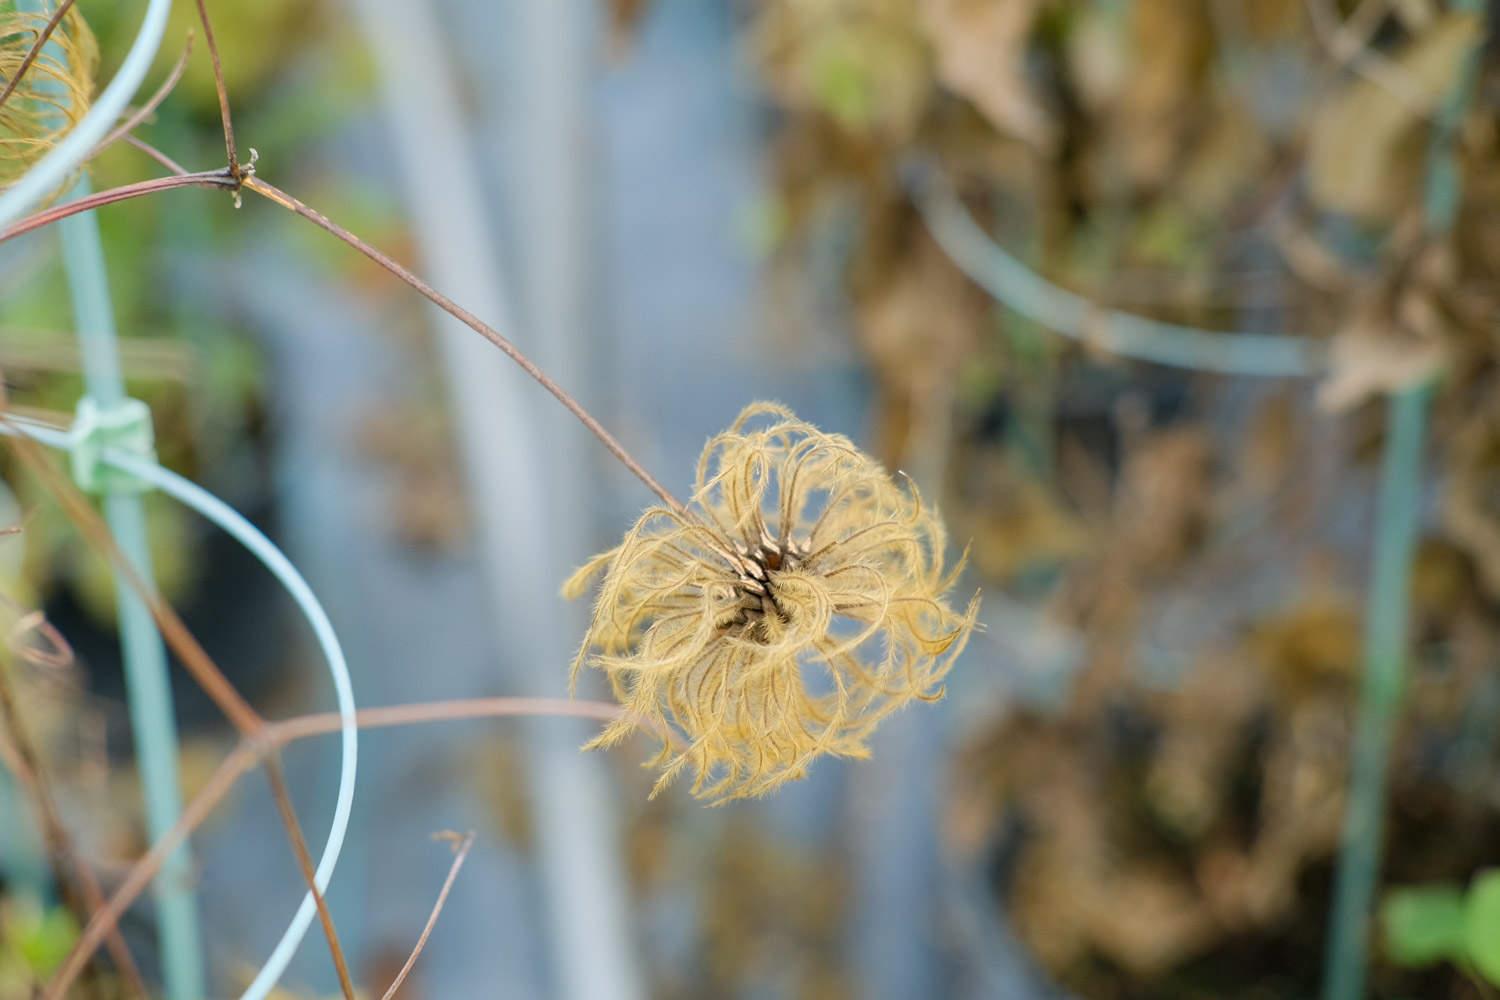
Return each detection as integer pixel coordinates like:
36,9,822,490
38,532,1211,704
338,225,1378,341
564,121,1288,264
15,906,79,977
811,36,874,129
1465,870,1500,986
1382,884,1467,967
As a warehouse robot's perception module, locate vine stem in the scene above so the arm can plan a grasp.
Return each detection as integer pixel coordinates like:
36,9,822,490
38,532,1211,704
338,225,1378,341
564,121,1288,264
380,832,475,1000
1,175,687,519
86,31,195,169
48,696,629,997
0,170,237,243
190,0,238,179
4,427,357,1000
240,174,686,514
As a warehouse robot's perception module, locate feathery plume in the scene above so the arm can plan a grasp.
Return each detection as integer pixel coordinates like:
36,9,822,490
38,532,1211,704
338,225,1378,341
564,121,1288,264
1,1,98,196
565,402,979,803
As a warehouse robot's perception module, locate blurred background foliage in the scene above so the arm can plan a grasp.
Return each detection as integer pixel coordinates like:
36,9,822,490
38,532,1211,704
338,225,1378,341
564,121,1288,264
737,0,1500,996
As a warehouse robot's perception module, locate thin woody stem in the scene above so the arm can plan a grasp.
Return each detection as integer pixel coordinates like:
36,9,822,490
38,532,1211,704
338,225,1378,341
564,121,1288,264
3,427,357,997
262,755,357,999
0,170,237,243
47,697,628,997
380,832,475,1000
44,745,258,1000
6,429,263,732
86,31,195,168
121,134,189,176
241,174,686,514
190,0,238,178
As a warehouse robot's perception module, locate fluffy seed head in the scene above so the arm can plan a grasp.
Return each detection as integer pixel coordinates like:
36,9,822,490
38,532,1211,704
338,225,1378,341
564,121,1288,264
0,2,98,196
565,402,980,803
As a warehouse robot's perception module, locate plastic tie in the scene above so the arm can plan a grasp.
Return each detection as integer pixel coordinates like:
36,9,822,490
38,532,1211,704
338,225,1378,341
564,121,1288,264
69,396,156,494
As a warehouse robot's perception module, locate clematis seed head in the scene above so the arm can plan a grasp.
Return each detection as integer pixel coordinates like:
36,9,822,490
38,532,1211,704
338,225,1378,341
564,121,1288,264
564,402,980,803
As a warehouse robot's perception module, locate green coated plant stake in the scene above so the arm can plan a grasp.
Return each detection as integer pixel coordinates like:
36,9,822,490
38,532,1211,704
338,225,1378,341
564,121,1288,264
13,1,203,992
58,176,205,1000
1323,6,1480,996
1322,383,1431,1000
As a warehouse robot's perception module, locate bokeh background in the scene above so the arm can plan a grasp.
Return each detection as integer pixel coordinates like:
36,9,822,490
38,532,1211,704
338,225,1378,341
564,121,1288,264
3,0,1500,997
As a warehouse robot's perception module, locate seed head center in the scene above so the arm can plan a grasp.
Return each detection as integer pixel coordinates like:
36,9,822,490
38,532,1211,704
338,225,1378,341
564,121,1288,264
729,534,812,631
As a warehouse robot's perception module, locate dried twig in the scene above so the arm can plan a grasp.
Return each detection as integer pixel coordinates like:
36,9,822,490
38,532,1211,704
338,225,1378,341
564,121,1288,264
190,0,238,179
6,428,262,732
3,425,357,997
380,831,477,1000
269,697,632,745
241,174,685,513
48,695,627,997
0,170,237,243
44,744,259,1000
119,135,189,177
87,32,195,167
262,755,357,998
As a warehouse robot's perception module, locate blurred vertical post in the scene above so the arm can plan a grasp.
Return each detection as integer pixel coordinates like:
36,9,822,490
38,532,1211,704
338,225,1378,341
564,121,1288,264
344,1,644,998
1321,7,1480,997
508,7,646,994
17,0,205,994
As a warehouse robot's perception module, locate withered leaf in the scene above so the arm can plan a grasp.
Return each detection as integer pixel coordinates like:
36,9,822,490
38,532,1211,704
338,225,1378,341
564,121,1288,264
1306,11,1482,222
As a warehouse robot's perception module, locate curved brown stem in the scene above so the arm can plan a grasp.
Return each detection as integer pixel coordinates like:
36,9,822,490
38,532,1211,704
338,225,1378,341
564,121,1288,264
47,696,628,997
380,832,475,1000
43,744,259,1000
189,0,238,179
0,170,237,244
262,755,357,999
3,426,357,996
120,134,189,176
240,174,686,514
86,31,195,168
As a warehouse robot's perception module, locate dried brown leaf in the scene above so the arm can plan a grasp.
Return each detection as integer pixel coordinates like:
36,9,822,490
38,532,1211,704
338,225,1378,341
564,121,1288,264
920,0,1053,150
1306,10,1482,221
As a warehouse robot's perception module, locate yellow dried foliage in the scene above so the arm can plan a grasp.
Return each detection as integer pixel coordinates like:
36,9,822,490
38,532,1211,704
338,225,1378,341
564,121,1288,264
1306,10,1482,223
0,1,97,194
920,0,1053,151
750,0,931,140
565,402,979,803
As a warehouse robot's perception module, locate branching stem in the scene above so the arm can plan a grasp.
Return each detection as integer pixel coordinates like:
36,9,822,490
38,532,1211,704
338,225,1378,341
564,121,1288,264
242,174,686,513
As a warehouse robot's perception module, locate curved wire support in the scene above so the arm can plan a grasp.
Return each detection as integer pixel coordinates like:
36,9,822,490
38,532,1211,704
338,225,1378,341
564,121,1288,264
0,0,174,226
1,417,358,1000
905,160,1330,378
